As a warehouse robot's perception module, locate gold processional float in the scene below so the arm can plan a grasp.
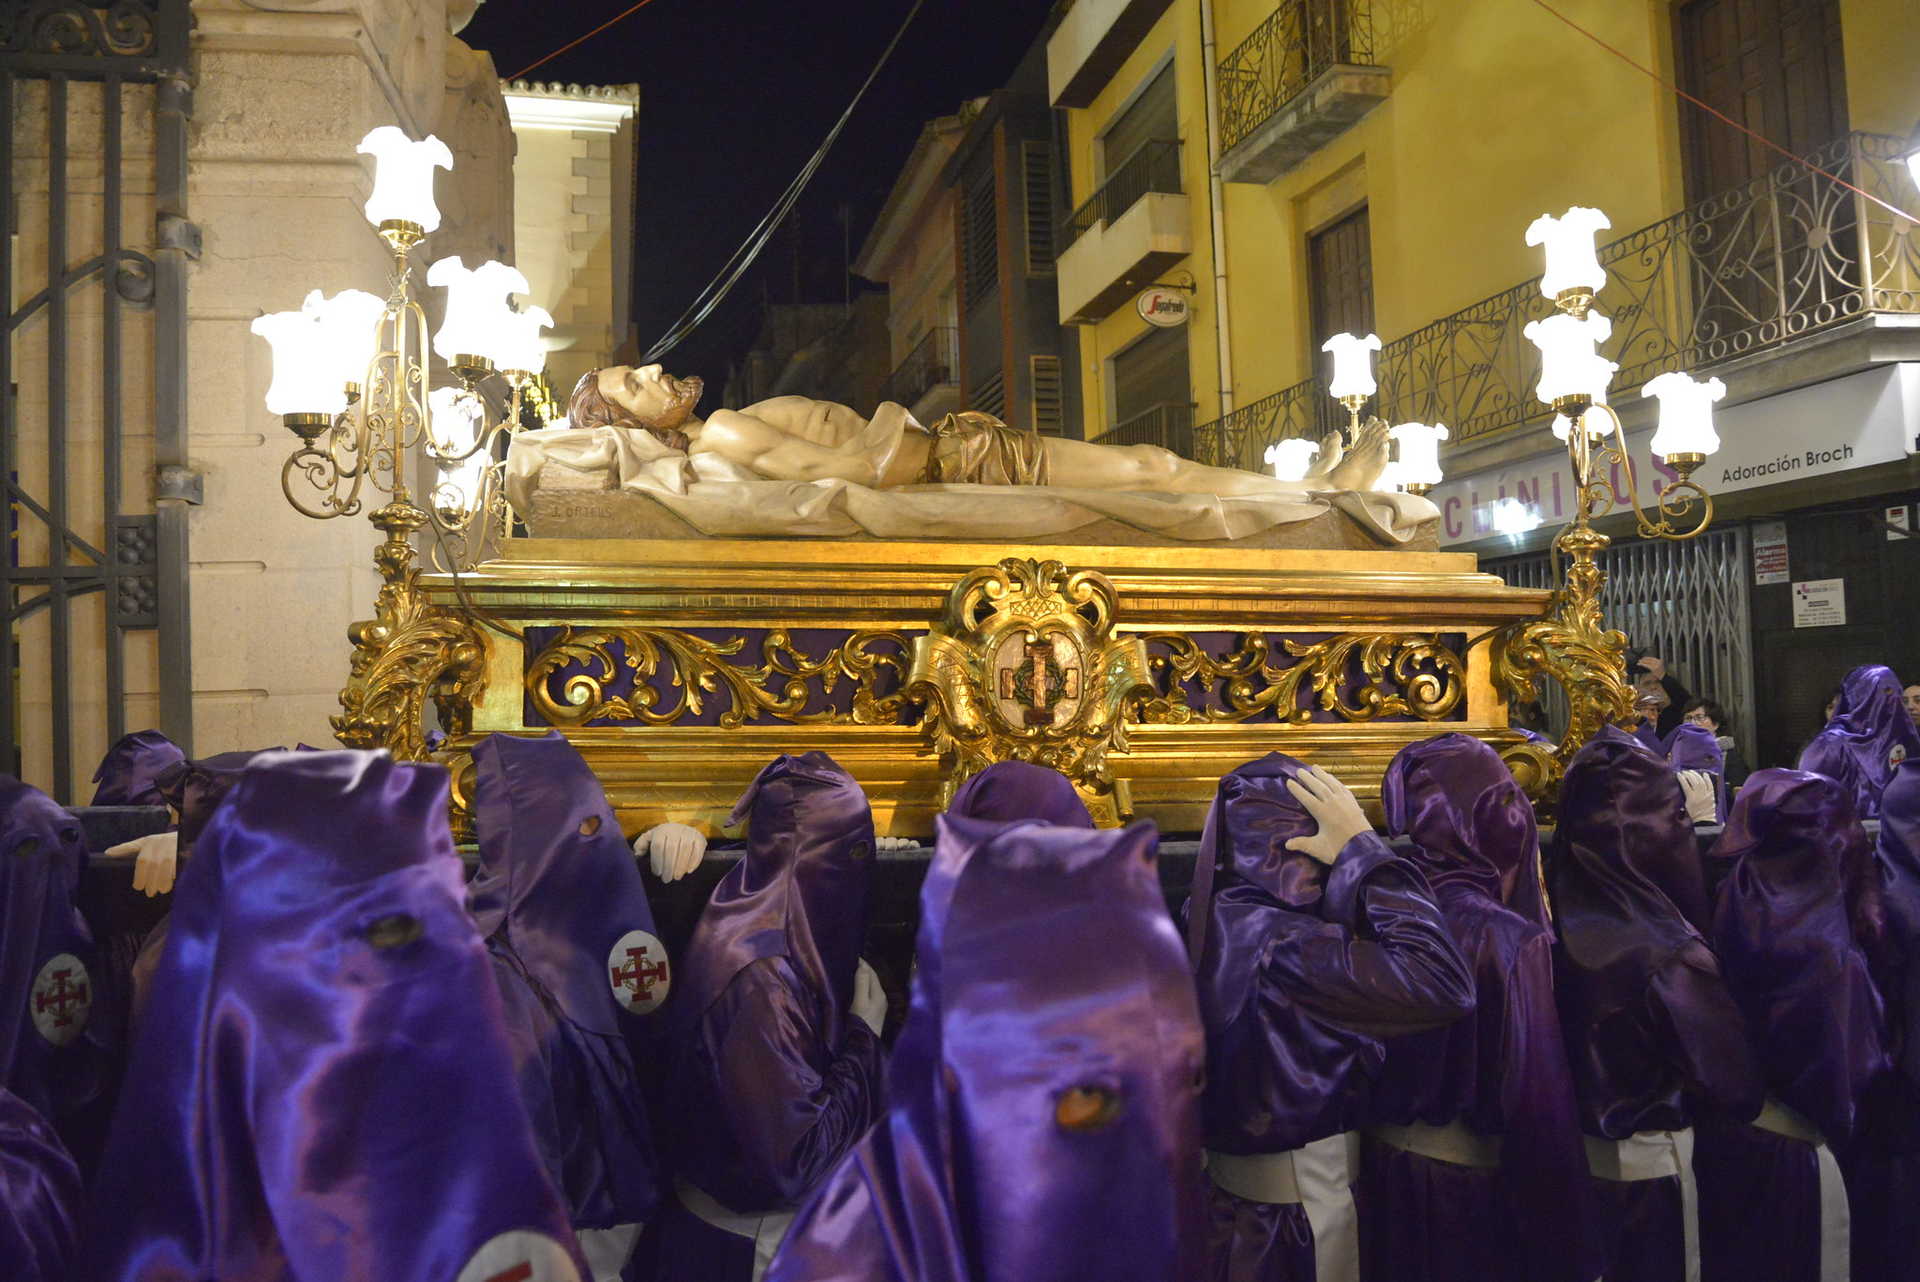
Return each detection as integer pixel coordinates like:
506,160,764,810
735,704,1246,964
253,133,1725,838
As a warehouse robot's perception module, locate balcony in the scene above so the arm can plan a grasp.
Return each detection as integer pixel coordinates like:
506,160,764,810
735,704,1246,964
879,327,960,423
1092,401,1197,456
1191,132,1920,470
1217,0,1390,185
1057,139,1191,324
1047,0,1181,108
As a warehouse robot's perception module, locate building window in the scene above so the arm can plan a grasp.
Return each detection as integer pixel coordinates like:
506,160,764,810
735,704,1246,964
1105,325,1192,451
1029,354,1065,435
1022,141,1056,276
1101,62,1178,179
962,168,998,311
1307,204,1374,366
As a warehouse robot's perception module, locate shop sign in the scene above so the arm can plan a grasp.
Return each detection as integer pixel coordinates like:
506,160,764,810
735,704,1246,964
1791,578,1847,628
1135,287,1190,328
1753,521,1789,585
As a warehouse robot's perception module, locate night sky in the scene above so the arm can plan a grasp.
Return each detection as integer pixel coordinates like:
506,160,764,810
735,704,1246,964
461,0,1056,394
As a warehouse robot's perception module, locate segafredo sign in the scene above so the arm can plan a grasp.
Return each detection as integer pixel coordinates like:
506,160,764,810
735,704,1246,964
1429,363,1920,546
1135,286,1190,327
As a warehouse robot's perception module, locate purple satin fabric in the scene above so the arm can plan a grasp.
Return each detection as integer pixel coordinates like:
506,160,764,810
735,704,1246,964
0,1086,81,1282
1550,728,1761,1141
946,760,1093,827
0,778,112,1137
1371,734,1596,1282
470,731,662,1232
767,818,1208,1282
1666,723,1728,823
88,730,185,808
1693,1116,1823,1282
1796,663,1920,819
85,749,585,1282
1873,761,1920,1087
1708,768,1893,1146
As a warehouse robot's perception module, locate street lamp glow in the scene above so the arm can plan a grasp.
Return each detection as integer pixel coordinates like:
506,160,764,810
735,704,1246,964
1264,438,1320,482
1321,332,1381,399
1523,310,1617,405
1643,371,1727,459
357,127,454,232
1524,206,1611,298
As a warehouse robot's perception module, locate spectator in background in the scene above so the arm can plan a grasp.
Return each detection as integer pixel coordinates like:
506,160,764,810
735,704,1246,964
1905,680,1920,728
1684,699,1752,787
1631,655,1691,743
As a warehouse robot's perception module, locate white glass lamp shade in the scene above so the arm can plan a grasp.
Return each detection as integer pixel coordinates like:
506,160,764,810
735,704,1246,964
1374,460,1406,492
490,304,555,375
427,257,531,364
1321,332,1381,399
428,385,483,456
251,307,345,416
307,288,387,390
1264,438,1320,482
1387,421,1449,489
1524,310,1617,405
1524,206,1611,298
1643,371,1726,458
357,127,454,232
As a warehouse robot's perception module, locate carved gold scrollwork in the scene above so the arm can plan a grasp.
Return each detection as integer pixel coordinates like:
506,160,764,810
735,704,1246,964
905,558,1153,801
525,627,912,728
1131,632,1466,725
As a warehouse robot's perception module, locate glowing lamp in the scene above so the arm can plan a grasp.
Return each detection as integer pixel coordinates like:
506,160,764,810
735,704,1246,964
1524,310,1616,407
1387,421,1448,492
357,127,454,233
428,386,489,515
1524,206,1611,299
1264,438,1320,482
426,257,530,376
1322,332,1381,400
1643,371,1726,466
308,288,386,392
490,304,555,376
251,305,345,423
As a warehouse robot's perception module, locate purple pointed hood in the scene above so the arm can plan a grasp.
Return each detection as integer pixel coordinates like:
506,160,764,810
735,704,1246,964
675,752,875,1051
1382,732,1547,926
1667,723,1728,823
948,761,1093,827
770,818,1207,1282
154,747,285,853
85,749,586,1281
1559,726,1713,933
1189,753,1330,961
1797,664,1920,819
0,778,107,1127
87,731,185,809
1709,768,1893,1143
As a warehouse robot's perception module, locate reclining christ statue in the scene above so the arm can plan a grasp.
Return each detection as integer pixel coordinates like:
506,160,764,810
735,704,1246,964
503,365,1434,546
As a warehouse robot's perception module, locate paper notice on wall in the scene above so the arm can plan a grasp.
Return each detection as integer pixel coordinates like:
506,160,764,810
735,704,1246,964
1791,578,1847,628
1753,521,1789,585
1887,505,1912,540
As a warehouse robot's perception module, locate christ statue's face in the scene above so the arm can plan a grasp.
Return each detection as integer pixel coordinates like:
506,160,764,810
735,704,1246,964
598,364,702,431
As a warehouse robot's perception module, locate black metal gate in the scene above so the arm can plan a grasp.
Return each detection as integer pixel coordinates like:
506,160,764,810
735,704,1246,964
2,0,196,799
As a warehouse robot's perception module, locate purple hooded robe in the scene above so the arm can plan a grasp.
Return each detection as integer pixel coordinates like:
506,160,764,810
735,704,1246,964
1796,664,1920,820
654,752,886,1282
470,732,665,1273
1696,768,1896,1282
84,749,588,1282
0,1083,82,1282
946,760,1093,827
1364,733,1596,1282
1666,723,1729,825
765,815,1208,1282
1551,728,1763,1282
0,778,113,1154
88,730,185,808
1187,752,1475,1282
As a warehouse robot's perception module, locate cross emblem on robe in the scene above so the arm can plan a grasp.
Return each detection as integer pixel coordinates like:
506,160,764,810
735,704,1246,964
610,945,668,1005
34,966,86,1027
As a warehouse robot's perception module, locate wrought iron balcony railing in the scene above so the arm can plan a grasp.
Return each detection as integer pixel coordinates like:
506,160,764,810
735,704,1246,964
879,326,958,409
1191,131,1920,469
1219,0,1376,152
1058,139,1184,254
1092,401,1197,457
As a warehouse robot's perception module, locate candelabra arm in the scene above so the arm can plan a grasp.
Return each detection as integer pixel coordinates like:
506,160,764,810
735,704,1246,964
1569,401,1715,541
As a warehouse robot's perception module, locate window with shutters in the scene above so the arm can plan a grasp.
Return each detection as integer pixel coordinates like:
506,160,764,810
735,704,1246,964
1100,62,1178,179
971,368,1007,421
1029,355,1064,435
962,168,999,311
1105,325,1192,451
1307,205,1374,366
1023,141,1055,275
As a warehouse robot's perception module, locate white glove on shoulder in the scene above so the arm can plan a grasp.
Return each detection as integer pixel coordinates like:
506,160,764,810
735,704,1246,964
1678,770,1719,825
1282,766,1374,866
108,830,180,897
851,958,888,1037
633,822,707,882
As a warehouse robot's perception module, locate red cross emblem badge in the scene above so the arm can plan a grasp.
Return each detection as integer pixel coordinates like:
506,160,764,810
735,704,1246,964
454,1229,581,1282
606,929,670,1016
31,953,91,1047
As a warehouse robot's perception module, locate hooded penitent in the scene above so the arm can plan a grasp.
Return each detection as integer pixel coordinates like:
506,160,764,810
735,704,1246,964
662,752,885,1219
946,760,1093,827
1367,733,1595,1282
0,778,112,1143
0,1086,82,1282
87,731,185,808
765,816,1207,1282
470,732,664,1237
1797,664,1920,819
1667,722,1729,825
85,749,587,1282
1189,752,1473,1282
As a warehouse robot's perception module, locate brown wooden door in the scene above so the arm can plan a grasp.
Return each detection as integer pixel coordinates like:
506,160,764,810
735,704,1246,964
1308,205,1374,430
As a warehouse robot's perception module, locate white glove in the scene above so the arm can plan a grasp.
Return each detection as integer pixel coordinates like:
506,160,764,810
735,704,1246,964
1678,770,1719,825
1283,766,1374,866
851,958,888,1037
876,835,916,851
109,830,180,897
634,822,707,882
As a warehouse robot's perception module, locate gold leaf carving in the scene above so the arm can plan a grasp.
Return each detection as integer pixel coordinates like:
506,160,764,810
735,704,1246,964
1131,632,1466,725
